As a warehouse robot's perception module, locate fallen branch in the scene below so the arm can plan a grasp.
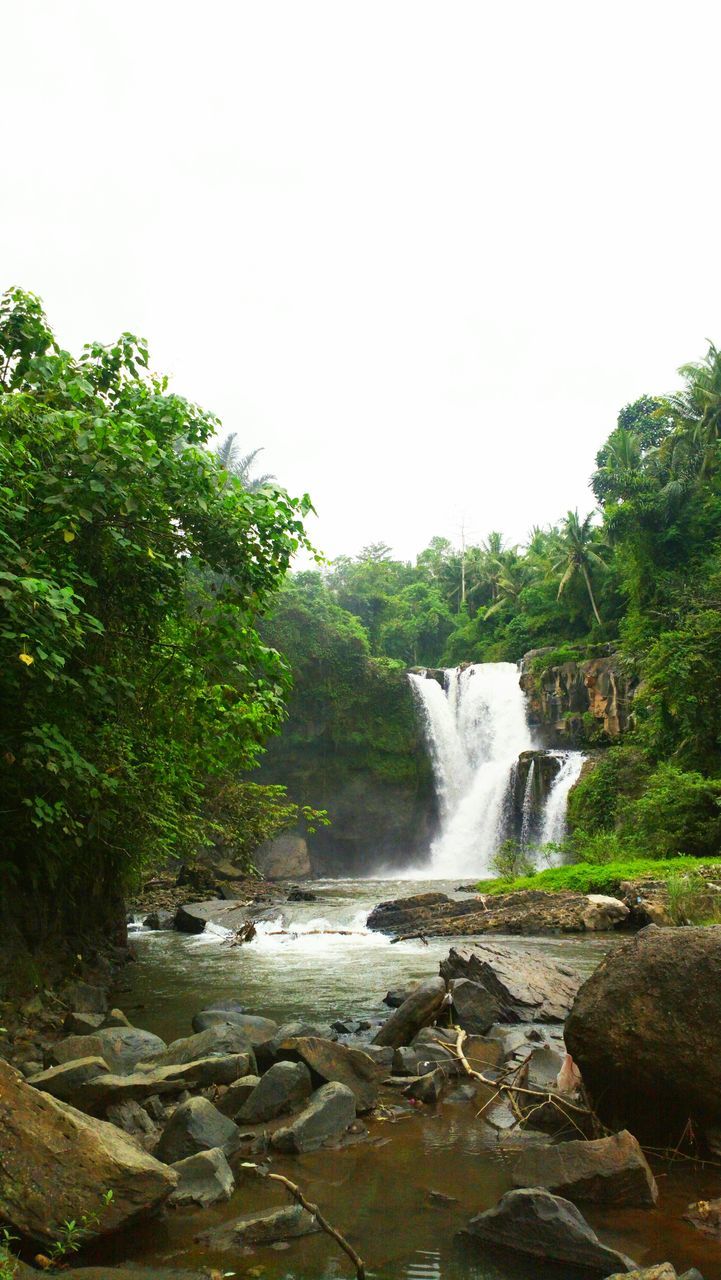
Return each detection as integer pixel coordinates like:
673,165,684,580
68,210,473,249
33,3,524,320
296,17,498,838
242,1163,366,1279
390,932,429,945
224,920,257,946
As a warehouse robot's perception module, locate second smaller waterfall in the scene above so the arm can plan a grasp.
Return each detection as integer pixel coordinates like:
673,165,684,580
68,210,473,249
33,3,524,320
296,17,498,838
539,751,586,848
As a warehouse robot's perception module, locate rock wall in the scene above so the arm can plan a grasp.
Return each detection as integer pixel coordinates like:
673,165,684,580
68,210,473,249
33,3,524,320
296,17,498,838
520,651,637,747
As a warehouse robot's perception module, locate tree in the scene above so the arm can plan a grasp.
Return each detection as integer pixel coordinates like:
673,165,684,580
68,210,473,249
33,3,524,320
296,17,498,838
672,343,721,475
214,432,276,490
554,510,606,626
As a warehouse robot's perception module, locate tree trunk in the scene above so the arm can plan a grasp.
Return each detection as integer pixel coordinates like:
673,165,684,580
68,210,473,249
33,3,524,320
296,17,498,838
582,563,603,626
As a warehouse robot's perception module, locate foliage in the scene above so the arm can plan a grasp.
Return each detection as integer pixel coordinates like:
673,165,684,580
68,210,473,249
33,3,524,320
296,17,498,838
490,838,536,881
205,780,329,867
47,1190,115,1264
0,288,313,939
476,855,721,897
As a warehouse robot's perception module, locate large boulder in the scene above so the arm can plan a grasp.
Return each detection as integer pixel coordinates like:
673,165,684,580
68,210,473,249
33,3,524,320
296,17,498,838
168,1148,234,1208
275,1035,381,1112
255,1020,336,1072
511,1131,658,1206
367,889,629,937
237,1060,313,1123
77,1054,255,1113
449,978,499,1033
28,1057,110,1103
565,926,721,1138
465,1188,636,1272
271,1082,356,1153
154,1097,239,1164
200,1203,320,1247
254,832,311,880
0,1061,176,1248
440,943,580,1023
372,977,447,1049
144,1024,255,1068
51,1027,166,1074
191,1009,278,1045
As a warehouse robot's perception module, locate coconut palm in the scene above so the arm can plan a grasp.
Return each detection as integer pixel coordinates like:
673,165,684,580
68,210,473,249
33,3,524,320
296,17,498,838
554,510,606,626
669,343,721,476
215,433,276,491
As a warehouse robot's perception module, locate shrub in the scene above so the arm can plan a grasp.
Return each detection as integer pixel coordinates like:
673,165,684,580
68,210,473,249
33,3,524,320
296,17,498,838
490,839,536,881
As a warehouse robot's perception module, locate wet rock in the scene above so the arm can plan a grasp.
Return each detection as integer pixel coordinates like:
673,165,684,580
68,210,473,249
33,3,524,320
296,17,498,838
51,1026,167,1075
512,1130,658,1206
143,910,176,930
565,926,721,1138
103,1008,133,1028
254,832,311,880
604,1268,686,1280
80,1054,256,1112
404,1069,444,1103
63,981,108,1015
175,899,270,934
275,1035,381,1112
350,1043,394,1070
372,977,447,1049
383,981,420,1007
106,1099,159,1141
256,1020,337,1071
393,1044,457,1076
169,1147,234,1207
683,1196,721,1238
215,1074,262,1117
64,1011,105,1035
155,1096,240,1163
0,1060,176,1248
524,1045,566,1090
440,943,579,1023
287,886,318,902
449,978,499,1034
237,1060,313,1123
191,1009,278,1046
200,1203,320,1247
145,1024,255,1068
29,1056,111,1103
271,1082,356,1153
465,1187,637,1272
368,889,629,938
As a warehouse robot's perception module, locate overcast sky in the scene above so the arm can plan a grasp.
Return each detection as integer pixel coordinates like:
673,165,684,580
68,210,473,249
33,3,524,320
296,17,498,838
3,1,720,561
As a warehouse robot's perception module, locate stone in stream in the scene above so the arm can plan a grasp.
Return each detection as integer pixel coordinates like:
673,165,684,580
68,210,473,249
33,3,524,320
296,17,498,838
199,1203,320,1248
76,1054,256,1112
512,1130,658,1206
271,1081,356,1153
215,1074,262,1117
383,981,420,1007
464,1188,637,1272
28,1056,111,1103
50,1026,167,1074
440,943,579,1023
403,1068,445,1104
684,1196,721,1238
523,1044,566,1090
565,926,721,1140
0,1060,177,1248
237,1060,313,1123
605,1270,702,1280
168,1147,235,1207
175,898,275,934
255,1020,337,1072
372,976,447,1050
392,1044,458,1077
63,1011,105,1035
449,977,500,1034
143,908,176,930
103,1008,133,1028
191,1008,278,1046
144,1023,256,1068
274,1035,382,1112
154,1096,240,1163
106,1099,159,1142
367,889,629,937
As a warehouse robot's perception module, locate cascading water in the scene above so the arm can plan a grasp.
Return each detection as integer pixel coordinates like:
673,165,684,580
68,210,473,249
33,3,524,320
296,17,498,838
409,663,533,877
538,750,586,849
520,757,537,850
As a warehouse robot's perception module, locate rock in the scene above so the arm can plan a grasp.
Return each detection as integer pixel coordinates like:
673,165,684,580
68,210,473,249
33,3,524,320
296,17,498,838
106,1099,158,1141
372,977,447,1049
191,1009,278,1045
275,1036,381,1112
393,1044,457,1076
80,1055,256,1112
524,1045,566,1091
64,1011,105,1035
42,1271,212,1280
169,1147,234,1207
51,1026,167,1074
440,943,580,1023
404,1069,444,1103
465,1187,636,1272
683,1197,721,1238
604,1269,683,1280
449,978,499,1034
0,1060,176,1248
565,926,721,1138
383,982,420,1007
215,1074,261,1117
200,1203,320,1247
103,1008,133,1028
237,1060,312,1123
143,910,176,930
63,981,108,1014
28,1056,111,1103
512,1130,658,1206
351,1044,394,1070
271,1082,356,1153
146,1024,255,1068
175,899,268,934
255,1020,336,1072
254,832,311,880
287,886,317,902
582,894,630,930
154,1096,240,1163
367,888,630,938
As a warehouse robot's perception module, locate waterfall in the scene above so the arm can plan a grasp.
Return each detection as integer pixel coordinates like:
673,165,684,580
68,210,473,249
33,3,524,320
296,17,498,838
409,663,533,878
520,758,536,850
538,751,586,850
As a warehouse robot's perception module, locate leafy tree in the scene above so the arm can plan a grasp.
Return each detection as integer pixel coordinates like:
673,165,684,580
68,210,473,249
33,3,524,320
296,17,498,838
554,510,606,626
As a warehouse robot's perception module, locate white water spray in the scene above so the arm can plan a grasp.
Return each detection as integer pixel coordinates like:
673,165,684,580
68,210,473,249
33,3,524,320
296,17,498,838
409,663,533,878
538,751,586,850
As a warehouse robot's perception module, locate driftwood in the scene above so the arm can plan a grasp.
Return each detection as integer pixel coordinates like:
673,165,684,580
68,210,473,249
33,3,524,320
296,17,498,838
224,920,257,946
390,932,429,945
242,1163,365,1278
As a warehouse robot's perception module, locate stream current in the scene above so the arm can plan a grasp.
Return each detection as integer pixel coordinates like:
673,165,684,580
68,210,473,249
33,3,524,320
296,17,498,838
105,879,720,1280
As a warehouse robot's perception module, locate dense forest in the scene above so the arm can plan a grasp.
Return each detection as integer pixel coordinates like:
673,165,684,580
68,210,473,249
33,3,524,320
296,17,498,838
3,286,721,971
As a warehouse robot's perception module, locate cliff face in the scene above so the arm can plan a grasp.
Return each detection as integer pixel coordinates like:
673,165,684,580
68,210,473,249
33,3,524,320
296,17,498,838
520,650,637,746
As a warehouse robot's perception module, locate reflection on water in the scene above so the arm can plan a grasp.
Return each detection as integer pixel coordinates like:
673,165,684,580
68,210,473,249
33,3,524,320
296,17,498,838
110,878,718,1280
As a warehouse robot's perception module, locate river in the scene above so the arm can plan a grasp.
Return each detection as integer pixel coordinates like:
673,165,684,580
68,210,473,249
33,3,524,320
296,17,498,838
101,879,719,1280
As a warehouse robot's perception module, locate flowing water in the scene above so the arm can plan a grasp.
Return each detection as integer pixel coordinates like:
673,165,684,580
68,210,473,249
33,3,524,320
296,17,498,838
109,879,721,1280
539,751,587,850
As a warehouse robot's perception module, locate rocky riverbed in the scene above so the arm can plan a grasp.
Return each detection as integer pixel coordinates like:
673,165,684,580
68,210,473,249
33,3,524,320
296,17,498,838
2,880,720,1280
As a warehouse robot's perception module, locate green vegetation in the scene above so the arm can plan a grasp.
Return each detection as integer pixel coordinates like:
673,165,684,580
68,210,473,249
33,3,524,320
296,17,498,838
0,288,314,950
476,855,721,898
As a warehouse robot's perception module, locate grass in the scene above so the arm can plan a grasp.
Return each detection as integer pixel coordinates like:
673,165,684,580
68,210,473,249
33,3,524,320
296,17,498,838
476,855,721,898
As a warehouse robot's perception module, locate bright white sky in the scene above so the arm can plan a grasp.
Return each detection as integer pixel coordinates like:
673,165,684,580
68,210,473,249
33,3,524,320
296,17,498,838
3,1,720,561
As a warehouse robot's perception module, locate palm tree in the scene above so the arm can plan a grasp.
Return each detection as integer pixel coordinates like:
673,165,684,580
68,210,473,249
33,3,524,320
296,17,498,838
669,343,721,476
554,510,606,626
485,555,534,617
215,433,276,491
